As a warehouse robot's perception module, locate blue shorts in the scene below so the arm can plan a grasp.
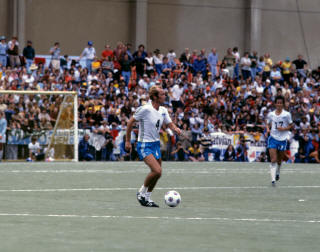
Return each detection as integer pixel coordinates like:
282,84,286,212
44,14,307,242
137,141,161,160
267,136,287,151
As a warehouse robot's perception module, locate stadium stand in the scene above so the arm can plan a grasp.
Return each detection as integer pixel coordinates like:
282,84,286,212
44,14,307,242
0,37,319,163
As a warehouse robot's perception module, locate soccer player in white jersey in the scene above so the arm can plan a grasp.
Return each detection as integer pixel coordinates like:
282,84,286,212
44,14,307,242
125,86,181,207
266,95,293,186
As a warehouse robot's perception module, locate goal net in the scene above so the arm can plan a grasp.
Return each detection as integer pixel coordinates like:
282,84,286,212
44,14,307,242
0,90,78,162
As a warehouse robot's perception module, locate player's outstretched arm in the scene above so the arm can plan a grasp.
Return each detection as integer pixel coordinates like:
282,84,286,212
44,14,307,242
167,122,181,136
125,117,136,152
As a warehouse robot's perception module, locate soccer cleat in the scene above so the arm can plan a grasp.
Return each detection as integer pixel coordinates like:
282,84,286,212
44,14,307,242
271,181,276,187
145,200,159,208
136,192,146,206
276,174,280,181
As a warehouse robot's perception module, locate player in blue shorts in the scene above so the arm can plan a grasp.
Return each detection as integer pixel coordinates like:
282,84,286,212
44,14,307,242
266,95,293,186
125,86,181,207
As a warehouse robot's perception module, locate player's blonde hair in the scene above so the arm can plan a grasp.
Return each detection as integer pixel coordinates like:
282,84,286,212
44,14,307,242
149,85,161,101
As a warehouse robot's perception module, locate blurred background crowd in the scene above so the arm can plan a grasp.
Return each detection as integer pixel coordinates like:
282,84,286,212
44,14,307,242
0,35,319,162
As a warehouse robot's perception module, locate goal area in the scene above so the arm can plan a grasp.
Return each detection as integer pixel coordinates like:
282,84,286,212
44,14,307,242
0,90,78,162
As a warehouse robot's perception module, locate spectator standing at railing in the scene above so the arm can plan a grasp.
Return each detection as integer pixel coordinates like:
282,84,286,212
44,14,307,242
207,48,219,80
7,36,20,68
0,36,8,67
80,41,96,73
113,41,126,62
292,54,308,79
232,47,240,80
133,51,146,79
23,40,35,71
223,48,236,79
49,42,61,70
240,52,251,81
250,50,258,80
101,44,114,60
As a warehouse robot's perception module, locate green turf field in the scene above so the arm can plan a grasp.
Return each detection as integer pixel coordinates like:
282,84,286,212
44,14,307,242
0,162,320,252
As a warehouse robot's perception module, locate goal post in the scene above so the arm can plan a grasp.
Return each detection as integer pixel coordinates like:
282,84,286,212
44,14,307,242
0,90,78,162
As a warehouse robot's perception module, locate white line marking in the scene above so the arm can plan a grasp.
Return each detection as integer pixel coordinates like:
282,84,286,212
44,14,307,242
0,212,319,224
0,185,320,192
0,169,320,174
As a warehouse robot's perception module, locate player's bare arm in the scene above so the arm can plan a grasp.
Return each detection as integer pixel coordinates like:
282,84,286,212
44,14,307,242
125,116,136,152
167,122,182,136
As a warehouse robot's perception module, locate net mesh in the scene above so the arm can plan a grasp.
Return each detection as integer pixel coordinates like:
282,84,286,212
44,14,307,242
1,92,77,161
46,95,75,160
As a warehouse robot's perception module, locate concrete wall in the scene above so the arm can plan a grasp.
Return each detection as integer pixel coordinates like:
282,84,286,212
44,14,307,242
260,0,320,68
0,0,9,37
25,0,134,56
1,0,320,68
147,0,248,57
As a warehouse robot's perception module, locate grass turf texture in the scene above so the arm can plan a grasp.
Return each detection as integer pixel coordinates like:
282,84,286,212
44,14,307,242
0,162,319,252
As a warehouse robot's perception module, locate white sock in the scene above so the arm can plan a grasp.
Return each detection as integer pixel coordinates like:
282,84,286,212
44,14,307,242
139,185,148,196
145,192,151,202
270,163,276,182
276,163,281,176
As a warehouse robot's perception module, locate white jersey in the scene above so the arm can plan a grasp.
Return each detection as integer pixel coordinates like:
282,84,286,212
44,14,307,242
28,142,40,154
133,103,172,142
267,110,292,141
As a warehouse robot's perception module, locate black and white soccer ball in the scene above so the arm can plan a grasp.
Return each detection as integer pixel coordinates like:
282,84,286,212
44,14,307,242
164,190,181,207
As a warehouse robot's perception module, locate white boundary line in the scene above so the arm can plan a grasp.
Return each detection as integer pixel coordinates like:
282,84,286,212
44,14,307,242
1,169,320,174
0,185,320,192
0,212,319,223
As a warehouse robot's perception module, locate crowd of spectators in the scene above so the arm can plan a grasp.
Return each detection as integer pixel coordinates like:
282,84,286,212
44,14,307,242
0,35,320,163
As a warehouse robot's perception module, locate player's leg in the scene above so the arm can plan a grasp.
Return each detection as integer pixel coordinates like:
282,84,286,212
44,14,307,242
269,148,277,186
276,150,285,181
267,136,278,186
143,155,162,192
142,154,161,207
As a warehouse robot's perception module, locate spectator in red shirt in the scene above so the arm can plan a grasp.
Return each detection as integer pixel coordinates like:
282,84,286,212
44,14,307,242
101,44,114,60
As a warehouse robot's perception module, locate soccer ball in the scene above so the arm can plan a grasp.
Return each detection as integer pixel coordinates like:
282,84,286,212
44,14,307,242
164,190,181,207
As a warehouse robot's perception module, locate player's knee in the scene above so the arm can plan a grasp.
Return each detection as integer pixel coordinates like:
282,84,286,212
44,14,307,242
154,169,162,178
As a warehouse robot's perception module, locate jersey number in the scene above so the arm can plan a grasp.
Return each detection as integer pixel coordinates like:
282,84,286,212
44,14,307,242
156,119,160,130
275,121,283,129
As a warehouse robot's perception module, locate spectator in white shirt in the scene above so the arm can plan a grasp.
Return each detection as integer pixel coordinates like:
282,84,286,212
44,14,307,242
80,41,96,73
240,52,251,81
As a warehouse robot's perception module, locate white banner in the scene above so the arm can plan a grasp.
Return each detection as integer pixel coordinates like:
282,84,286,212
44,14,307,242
208,132,267,162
